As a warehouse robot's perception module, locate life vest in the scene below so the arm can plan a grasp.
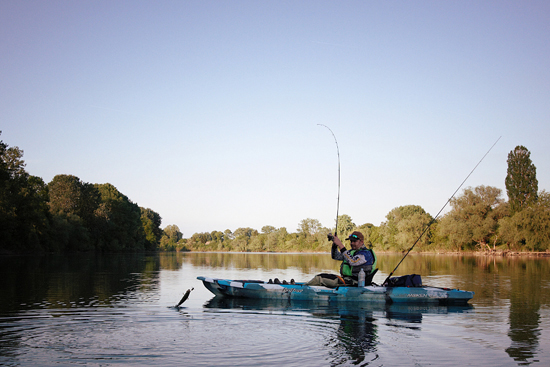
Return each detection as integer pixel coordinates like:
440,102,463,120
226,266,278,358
341,248,376,278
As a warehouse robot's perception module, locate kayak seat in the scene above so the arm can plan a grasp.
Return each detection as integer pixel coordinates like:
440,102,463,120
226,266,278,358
365,268,378,285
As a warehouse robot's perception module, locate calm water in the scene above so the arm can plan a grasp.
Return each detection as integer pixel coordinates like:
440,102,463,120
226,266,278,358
0,252,549,366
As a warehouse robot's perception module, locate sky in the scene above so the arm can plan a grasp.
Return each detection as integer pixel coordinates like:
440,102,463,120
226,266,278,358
2,1,549,237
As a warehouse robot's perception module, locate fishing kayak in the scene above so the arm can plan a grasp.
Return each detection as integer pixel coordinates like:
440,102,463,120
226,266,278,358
197,276,474,305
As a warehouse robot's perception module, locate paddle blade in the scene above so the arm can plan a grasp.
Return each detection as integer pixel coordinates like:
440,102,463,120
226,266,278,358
176,287,194,307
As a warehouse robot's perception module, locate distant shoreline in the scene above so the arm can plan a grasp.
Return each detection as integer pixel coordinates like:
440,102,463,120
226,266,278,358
2,249,547,257
174,250,550,257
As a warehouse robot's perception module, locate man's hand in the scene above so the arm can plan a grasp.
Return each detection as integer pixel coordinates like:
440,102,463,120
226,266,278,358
332,235,345,250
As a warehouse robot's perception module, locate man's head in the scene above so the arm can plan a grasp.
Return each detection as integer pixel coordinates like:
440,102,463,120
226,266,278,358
346,231,364,250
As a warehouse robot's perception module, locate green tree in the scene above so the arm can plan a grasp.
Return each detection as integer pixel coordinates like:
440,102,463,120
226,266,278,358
296,218,323,250
0,137,52,253
224,229,234,240
297,218,322,236
163,224,183,242
48,174,85,216
15,175,52,250
233,227,258,239
249,235,265,252
209,230,226,250
47,175,108,251
379,205,432,251
140,208,162,251
47,175,101,225
437,186,506,251
312,226,332,251
499,190,550,251
261,225,276,234
160,224,183,251
185,232,211,251
356,223,379,248
505,145,538,214
0,133,165,254
232,227,258,251
336,214,355,239
210,230,225,243
263,227,282,251
94,183,145,251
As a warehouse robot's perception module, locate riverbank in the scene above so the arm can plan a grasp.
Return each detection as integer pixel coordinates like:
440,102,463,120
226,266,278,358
174,249,550,257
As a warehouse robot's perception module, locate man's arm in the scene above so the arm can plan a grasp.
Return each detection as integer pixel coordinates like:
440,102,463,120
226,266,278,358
341,251,367,266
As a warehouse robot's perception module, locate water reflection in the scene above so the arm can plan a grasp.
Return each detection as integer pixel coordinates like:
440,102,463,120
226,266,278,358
1,252,548,366
203,296,473,365
0,254,161,312
180,251,340,273
330,310,378,366
189,252,549,366
506,260,544,365
462,255,547,366
0,254,163,366
203,296,473,319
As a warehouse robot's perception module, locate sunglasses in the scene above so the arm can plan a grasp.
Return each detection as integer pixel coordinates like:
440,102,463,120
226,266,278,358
349,235,360,242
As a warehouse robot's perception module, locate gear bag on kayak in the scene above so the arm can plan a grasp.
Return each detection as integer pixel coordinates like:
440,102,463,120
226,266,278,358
383,274,422,287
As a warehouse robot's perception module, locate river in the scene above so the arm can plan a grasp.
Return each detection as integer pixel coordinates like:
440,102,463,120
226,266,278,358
1,252,549,366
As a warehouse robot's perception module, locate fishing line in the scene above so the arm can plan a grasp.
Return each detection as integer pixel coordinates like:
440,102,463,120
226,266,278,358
318,124,340,236
383,136,502,285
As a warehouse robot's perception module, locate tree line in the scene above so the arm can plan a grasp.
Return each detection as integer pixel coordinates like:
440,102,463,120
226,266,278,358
176,146,549,253
1,132,548,254
0,132,164,253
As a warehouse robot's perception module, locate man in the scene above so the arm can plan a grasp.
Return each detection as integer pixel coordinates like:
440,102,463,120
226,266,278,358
306,231,376,287
331,231,376,285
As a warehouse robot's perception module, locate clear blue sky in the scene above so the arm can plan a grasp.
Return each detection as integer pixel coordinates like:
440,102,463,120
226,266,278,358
2,1,549,237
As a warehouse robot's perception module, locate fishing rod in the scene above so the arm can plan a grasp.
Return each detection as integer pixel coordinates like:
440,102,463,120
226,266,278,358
382,136,502,285
318,124,340,237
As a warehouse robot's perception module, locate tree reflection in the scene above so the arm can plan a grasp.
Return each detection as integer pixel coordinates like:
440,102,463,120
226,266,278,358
0,253,160,312
506,305,541,365
505,260,544,365
177,252,339,273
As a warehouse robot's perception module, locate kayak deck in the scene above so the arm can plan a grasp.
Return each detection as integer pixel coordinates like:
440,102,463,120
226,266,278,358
197,276,474,305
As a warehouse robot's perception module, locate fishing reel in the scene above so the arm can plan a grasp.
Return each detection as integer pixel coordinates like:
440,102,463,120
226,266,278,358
327,233,334,241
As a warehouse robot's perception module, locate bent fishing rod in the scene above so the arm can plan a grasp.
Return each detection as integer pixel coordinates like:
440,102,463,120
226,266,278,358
318,124,340,236
382,136,502,285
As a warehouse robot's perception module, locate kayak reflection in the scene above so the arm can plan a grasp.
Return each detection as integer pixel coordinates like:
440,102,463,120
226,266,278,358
204,295,473,322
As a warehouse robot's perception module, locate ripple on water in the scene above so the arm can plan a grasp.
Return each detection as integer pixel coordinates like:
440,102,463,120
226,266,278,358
0,303,350,366
1,292,546,367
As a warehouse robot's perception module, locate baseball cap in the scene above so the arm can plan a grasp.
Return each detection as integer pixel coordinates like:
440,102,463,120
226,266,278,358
346,231,364,242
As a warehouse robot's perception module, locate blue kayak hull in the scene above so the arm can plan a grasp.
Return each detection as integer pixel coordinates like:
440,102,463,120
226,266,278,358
197,276,474,305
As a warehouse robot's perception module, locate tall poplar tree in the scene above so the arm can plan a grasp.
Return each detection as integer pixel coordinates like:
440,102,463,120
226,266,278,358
505,145,538,214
